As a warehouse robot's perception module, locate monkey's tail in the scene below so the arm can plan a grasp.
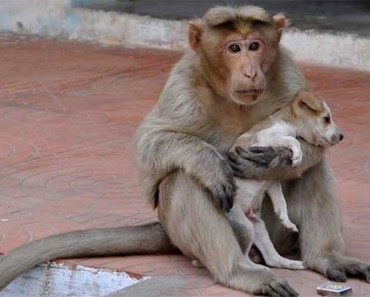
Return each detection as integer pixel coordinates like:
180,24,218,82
0,222,178,289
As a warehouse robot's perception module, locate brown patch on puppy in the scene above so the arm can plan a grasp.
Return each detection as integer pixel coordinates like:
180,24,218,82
294,90,324,114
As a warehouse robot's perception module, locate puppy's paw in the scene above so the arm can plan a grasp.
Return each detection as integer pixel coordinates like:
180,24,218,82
192,259,203,268
287,260,306,270
290,149,303,167
281,218,299,233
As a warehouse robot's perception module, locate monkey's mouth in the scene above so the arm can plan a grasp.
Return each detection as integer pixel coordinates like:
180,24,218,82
234,89,263,95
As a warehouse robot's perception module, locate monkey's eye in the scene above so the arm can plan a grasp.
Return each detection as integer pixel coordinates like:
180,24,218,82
323,116,331,124
228,43,241,53
249,42,260,51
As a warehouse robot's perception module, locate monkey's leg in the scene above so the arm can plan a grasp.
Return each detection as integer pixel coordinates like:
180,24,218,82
158,172,298,297
285,160,370,282
252,217,305,270
267,182,298,232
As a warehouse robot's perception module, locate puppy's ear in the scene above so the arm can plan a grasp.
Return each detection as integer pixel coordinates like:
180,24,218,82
296,90,322,112
273,13,290,42
188,19,205,51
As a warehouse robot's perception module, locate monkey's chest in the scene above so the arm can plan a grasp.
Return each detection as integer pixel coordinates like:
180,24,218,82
202,109,264,152
201,123,253,153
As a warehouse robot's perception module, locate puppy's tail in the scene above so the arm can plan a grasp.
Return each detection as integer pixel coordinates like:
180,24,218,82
0,222,178,289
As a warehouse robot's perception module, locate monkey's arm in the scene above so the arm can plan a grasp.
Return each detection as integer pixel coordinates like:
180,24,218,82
228,139,325,181
136,127,278,211
136,129,239,210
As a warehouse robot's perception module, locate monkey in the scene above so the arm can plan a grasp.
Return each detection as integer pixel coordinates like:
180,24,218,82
0,5,369,297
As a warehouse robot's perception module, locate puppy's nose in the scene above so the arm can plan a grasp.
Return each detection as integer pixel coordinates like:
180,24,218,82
339,133,344,142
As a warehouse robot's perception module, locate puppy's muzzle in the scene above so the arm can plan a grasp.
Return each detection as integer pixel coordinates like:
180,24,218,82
331,129,344,144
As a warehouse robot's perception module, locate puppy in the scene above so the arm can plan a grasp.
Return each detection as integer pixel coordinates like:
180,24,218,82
226,90,343,270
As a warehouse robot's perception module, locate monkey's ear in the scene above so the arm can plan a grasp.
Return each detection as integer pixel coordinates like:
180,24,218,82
188,19,205,51
273,13,289,42
296,90,321,112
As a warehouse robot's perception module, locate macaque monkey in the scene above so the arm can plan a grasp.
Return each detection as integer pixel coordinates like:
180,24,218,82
0,5,369,297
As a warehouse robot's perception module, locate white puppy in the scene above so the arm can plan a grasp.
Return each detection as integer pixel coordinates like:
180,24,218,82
228,90,343,270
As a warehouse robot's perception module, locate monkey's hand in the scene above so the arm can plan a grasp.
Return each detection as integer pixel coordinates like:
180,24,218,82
227,140,324,180
226,146,293,179
199,153,236,212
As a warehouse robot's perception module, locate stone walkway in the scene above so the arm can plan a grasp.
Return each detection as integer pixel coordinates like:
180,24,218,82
0,35,369,296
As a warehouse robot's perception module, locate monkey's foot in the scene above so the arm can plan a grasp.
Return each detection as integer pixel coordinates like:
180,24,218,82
325,254,370,283
253,276,299,297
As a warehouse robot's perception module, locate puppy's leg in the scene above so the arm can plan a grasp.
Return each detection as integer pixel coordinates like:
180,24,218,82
226,204,254,254
267,182,298,232
226,204,269,270
252,216,305,270
158,172,298,296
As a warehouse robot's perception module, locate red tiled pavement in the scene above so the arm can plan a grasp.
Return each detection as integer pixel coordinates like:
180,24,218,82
0,35,369,296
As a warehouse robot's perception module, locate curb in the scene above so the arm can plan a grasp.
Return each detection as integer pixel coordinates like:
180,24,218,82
0,0,369,71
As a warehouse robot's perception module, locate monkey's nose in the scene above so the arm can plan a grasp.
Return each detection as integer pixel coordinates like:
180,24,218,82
339,133,344,142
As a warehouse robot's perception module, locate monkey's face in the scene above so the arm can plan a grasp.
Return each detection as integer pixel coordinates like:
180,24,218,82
294,91,344,147
223,36,276,105
188,8,287,106
196,23,280,106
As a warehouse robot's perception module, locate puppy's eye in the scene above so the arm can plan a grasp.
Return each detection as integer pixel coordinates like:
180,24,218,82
249,42,260,51
323,116,331,124
228,43,241,53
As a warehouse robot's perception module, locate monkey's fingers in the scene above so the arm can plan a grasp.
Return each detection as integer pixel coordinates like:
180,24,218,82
249,146,276,154
255,279,299,297
267,147,293,168
226,152,243,166
345,262,370,283
226,152,251,178
205,158,236,212
208,182,235,212
235,146,276,167
226,152,265,179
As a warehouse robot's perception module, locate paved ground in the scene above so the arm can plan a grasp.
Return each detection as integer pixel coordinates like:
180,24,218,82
0,35,369,296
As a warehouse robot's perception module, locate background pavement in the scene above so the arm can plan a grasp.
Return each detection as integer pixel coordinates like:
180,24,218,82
0,35,369,296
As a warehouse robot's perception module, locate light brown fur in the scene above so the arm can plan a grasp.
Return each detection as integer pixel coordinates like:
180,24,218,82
0,5,369,297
